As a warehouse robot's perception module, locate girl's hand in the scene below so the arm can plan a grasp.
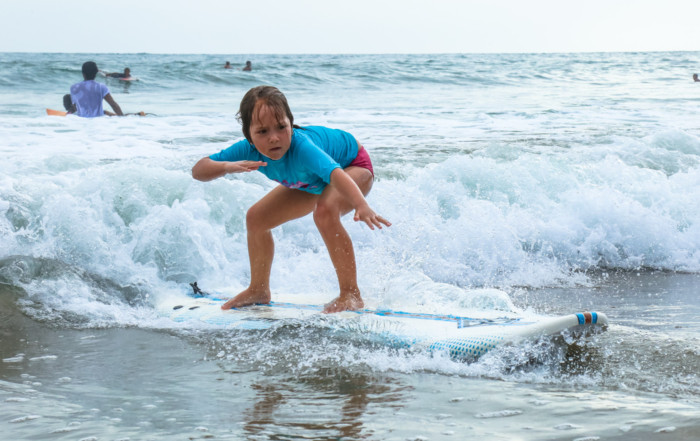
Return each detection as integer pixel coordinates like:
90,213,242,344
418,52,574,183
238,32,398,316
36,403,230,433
354,203,391,230
193,158,265,182
224,160,267,174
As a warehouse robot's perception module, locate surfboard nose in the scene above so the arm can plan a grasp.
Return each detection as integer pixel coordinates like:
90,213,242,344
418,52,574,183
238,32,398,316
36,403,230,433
575,311,608,326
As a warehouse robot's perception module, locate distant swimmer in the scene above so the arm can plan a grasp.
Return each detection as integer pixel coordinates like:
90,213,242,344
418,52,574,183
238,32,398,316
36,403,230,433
101,67,132,79
694,73,699,82
242,61,252,71
224,61,232,69
63,94,76,114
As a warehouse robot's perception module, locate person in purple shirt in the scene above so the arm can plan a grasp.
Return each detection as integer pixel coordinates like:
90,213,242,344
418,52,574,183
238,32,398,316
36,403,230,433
192,85,391,313
70,61,123,118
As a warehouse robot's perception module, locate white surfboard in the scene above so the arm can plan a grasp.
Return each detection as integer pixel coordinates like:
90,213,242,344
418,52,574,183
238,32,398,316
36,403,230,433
159,286,608,360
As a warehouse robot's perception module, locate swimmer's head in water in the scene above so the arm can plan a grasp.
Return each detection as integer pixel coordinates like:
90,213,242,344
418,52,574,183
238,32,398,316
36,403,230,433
237,86,295,143
82,61,98,80
62,94,73,111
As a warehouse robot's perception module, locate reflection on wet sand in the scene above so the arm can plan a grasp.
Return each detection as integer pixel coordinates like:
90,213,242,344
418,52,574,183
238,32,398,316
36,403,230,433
242,370,410,439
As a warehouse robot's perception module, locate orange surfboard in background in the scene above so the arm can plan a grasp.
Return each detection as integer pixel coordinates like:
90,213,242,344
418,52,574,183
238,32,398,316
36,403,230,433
46,108,67,116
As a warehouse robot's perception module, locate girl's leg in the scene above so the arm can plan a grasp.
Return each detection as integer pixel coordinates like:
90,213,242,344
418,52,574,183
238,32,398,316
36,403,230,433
222,185,318,310
314,166,374,313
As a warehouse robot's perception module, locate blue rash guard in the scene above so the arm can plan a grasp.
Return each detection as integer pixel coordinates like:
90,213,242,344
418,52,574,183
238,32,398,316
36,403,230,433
209,126,358,194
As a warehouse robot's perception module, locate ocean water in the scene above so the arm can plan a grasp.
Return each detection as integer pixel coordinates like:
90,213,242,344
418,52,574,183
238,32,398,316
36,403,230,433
1,51,699,440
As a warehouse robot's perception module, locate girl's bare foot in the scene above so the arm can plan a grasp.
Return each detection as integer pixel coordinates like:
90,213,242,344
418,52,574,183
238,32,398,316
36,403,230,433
323,292,364,313
221,288,271,310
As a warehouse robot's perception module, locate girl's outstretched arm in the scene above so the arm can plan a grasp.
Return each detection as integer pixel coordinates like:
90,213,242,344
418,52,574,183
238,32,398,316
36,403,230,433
329,168,391,230
192,157,266,182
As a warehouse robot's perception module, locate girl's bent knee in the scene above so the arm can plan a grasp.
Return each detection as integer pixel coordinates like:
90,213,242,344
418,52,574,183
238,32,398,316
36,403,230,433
246,206,267,232
313,202,340,229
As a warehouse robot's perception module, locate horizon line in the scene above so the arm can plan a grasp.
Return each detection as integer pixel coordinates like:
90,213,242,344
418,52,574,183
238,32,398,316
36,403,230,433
2,49,699,56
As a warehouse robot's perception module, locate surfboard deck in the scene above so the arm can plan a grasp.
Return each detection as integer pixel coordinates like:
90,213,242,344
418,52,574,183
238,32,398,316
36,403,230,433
159,286,608,360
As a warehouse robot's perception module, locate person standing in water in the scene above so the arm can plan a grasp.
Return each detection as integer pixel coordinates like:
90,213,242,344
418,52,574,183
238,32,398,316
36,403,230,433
70,61,123,117
191,85,390,313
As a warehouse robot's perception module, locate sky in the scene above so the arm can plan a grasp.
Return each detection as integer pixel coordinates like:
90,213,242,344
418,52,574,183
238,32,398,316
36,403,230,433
1,0,699,54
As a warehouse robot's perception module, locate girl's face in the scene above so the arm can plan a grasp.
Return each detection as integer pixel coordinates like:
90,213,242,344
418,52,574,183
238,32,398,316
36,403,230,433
249,102,292,161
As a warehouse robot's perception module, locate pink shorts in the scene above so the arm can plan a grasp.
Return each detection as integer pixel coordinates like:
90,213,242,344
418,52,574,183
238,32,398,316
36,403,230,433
347,145,374,177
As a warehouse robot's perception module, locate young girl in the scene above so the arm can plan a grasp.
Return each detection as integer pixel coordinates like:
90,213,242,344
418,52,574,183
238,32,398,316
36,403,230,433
192,85,391,313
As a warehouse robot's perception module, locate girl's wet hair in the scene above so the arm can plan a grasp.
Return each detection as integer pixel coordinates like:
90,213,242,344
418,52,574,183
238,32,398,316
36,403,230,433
237,86,297,142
